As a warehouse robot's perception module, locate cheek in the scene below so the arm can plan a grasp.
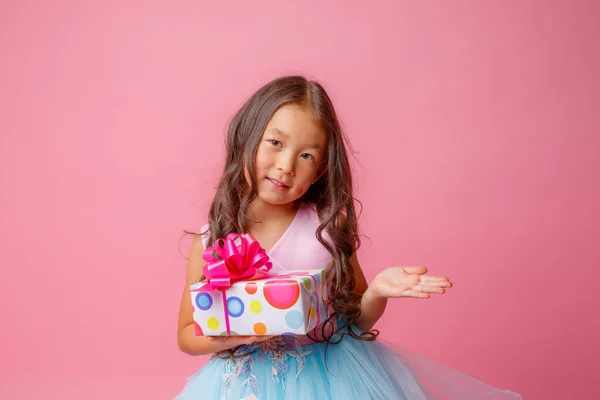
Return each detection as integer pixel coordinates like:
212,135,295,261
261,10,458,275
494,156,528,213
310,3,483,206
296,167,317,186
293,179,313,198
253,148,269,174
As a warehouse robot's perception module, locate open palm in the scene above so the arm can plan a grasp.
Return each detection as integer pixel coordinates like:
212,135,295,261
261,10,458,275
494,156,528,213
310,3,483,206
370,266,452,299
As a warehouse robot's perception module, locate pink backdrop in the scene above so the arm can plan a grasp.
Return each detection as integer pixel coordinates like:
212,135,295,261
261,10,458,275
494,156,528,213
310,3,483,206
1,1,598,399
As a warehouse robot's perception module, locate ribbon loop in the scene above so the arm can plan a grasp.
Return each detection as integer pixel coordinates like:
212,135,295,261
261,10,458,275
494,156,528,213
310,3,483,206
201,233,272,291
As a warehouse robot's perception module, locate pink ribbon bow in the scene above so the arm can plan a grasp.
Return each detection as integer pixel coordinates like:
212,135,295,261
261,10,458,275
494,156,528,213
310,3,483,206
201,232,273,290
193,233,272,336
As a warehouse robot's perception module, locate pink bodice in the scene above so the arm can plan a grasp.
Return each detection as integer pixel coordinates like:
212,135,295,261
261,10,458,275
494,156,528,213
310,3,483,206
199,201,333,272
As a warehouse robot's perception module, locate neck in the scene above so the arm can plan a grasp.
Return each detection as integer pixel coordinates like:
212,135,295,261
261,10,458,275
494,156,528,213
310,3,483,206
247,199,300,223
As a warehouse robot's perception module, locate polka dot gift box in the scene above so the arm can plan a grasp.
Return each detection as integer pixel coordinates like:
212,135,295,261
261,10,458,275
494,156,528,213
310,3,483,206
190,269,328,336
189,232,329,336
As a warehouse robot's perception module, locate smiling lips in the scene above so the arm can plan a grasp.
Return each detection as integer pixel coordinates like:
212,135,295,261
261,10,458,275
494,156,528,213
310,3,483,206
266,177,290,191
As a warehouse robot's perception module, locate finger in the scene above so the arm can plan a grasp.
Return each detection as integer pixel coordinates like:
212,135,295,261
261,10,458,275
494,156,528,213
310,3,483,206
412,284,446,294
419,278,452,287
379,287,430,298
403,290,430,299
403,266,427,275
207,335,252,344
421,275,452,286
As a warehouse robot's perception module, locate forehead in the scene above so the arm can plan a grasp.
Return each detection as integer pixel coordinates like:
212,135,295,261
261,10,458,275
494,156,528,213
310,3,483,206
264,104,327,147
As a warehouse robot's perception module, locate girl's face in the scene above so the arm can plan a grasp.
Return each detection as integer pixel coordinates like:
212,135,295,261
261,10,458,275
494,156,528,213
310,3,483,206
253,104,327,207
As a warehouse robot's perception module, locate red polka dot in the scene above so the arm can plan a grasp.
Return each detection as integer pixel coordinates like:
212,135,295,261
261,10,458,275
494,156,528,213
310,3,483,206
194,322,204,336
245,282,258,295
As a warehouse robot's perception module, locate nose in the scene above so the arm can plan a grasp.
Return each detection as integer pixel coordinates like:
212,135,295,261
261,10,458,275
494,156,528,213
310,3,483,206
276,152,295,175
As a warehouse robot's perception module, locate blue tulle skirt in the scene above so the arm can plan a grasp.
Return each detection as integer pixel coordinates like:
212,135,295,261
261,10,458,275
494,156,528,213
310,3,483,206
175,318,521,400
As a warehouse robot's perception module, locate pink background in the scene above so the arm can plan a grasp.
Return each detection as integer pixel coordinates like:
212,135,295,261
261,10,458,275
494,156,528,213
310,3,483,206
1,1,598,399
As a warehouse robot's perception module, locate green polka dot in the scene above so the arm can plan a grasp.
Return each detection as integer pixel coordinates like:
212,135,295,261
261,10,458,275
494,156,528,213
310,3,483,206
300,277,312,290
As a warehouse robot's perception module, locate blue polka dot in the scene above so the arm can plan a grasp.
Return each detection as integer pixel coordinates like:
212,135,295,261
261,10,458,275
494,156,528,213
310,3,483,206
195,293,213,311
227,296,245,318
285,310,304,329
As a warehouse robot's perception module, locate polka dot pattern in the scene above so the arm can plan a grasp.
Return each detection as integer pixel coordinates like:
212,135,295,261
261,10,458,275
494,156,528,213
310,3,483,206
192,270,328,336
194,322,204,336
263,279,300,309
250,300,262,314
254,322,267,335
227,296,245,318
195,293,213,311
207,317,219,330
245,282,258,294
285,310,304,329
300,277,312,290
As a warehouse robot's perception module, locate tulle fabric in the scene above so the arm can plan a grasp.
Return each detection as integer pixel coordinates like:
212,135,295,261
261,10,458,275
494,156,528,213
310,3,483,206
174,317,521,400
184,205,521,399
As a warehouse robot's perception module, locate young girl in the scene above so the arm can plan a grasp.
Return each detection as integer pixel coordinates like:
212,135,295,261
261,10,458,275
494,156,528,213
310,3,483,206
175,76,522,399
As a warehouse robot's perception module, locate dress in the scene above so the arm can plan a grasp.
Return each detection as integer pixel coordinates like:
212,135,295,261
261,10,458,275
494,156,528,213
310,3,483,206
175,202,522,400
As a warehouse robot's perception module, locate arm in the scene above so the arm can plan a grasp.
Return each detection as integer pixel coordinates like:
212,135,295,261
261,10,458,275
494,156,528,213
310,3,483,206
332,212,386,332
349,248,452,332
348,250,389,332
177,236,261,355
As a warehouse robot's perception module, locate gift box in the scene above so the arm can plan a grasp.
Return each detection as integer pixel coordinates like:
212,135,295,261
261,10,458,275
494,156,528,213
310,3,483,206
189,233,329,336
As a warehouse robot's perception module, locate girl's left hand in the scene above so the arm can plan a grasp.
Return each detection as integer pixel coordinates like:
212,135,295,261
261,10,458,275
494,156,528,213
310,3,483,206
369,266,452,299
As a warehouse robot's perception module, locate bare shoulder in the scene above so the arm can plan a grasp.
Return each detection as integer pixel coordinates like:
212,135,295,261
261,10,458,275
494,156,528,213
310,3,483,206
177,234,207,332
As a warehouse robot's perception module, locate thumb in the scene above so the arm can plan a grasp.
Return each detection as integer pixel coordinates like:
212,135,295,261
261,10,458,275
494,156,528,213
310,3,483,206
403,266,427,275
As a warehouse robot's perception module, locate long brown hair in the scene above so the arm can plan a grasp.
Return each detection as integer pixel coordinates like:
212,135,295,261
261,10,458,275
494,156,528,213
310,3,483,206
190,75,377,356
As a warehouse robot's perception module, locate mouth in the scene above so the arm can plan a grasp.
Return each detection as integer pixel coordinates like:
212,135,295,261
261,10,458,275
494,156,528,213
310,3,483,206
266,177,290,190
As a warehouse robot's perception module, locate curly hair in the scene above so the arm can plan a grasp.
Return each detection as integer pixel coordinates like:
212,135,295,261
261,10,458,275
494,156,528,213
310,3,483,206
188,75,377,358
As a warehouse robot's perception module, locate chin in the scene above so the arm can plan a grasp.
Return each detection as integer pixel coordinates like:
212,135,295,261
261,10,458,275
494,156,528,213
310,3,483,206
256,196,291,206
255,191,298,207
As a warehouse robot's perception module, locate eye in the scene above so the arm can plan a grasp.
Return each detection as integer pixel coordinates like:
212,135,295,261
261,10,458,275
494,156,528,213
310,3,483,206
267,139,282,148
300,153,315,161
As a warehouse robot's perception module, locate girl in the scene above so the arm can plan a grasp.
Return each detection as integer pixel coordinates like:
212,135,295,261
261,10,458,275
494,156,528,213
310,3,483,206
175,76,522,399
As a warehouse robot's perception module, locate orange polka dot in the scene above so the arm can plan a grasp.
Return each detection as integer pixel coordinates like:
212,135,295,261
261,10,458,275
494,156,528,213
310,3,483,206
253,322,267,335
245,282,258,295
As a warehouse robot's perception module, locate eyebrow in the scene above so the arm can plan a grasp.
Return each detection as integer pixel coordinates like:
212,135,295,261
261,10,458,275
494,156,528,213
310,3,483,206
268,128,324,150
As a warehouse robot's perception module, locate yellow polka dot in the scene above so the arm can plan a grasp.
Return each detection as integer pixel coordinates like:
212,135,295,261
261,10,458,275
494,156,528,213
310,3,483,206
207,317,219,330
250,300,262,314
254,322,267,335
309,305,316,320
